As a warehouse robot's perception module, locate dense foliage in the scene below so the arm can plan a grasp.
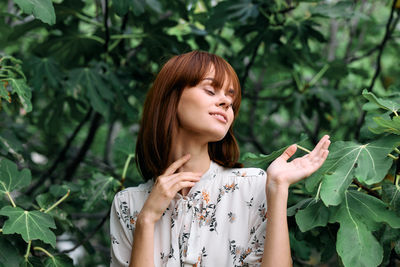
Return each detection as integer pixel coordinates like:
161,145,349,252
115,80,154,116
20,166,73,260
0,0,399,266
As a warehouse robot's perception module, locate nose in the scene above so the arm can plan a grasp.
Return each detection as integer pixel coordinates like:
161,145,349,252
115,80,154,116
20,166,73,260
217,93,232,110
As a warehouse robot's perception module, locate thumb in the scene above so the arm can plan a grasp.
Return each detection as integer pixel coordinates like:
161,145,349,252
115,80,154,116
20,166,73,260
280,144,297,161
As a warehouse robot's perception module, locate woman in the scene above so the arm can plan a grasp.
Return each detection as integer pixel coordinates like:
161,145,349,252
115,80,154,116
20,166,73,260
110,51,330,267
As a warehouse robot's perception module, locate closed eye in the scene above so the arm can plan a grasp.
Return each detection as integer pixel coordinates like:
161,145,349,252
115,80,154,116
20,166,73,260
205,88,215,95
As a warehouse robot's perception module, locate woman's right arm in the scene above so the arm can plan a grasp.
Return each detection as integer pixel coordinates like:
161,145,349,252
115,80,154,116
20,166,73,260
129,154,201,267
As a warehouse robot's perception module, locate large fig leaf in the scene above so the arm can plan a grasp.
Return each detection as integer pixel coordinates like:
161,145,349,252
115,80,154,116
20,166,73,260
295,199,329,232
0,158,31,198
335,191,383,267
362,89,400,114
305,136,400,206
0,206,56,247
369,116,400,135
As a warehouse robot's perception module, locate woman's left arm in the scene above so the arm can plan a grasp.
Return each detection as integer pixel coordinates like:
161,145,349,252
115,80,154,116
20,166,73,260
261,135,331,267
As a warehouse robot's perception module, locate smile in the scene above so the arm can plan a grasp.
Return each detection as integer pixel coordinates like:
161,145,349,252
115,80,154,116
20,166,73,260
210,112,227,123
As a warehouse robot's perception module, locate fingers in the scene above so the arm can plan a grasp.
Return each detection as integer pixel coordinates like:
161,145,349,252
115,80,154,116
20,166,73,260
280,144,297,161
165,172,202,188
313,135,330,154
156,172,201,199
163,154,191,175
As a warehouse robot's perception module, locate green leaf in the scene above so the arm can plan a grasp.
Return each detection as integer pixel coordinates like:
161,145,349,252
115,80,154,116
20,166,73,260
242,137,308,169
25,57,62,90
287,198,314,217
369,116,400,135
0,237,21,267
113,136,135,156
362,89,400,114
306,136,400,206
68,68,113,119
19,256,43,267
82,173,121,211
335,191,383,267
241,147,287,169
112,0,130,16
382,183,400,212
13,0,56,25
0,206,56,247
8,78,32,113
35,193,70,226
344,191,400,230
0,158,31,198
44,255,74,267
295,200,329,232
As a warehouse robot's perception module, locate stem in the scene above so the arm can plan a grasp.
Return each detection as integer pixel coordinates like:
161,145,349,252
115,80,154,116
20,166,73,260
395,148,400,154
33,246,53,258
309,64,329,87
296,144,311,154
388,153,398,160
24,241,31,261
394,110,399,116
0,228,2,233
315,182,322,201
121,154,133,184
395,174,399,189
371,186,382,191
6,191,16,207
44,190,70,213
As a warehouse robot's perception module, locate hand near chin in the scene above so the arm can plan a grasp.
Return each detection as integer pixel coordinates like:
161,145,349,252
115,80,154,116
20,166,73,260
266,135,331,190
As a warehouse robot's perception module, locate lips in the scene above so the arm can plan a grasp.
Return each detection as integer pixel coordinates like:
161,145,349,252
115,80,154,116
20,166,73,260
209,111,228,123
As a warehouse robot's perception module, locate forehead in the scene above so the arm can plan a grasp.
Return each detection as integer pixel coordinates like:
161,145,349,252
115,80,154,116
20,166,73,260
201,66,234,91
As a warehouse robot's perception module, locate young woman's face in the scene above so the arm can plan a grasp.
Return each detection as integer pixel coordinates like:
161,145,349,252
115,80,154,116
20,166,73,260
176,67,235,142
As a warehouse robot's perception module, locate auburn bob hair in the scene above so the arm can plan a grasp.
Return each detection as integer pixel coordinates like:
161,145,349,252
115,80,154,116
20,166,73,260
135,50,242,181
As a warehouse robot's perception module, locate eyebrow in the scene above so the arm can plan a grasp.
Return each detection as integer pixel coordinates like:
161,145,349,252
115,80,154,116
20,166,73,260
203,77,235,94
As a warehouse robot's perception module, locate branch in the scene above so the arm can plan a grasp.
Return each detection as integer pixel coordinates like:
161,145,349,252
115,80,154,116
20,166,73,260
240,35,263,94
355,0,398,140
352,179,380,199
64,112,103,181
26,108,92,195
103,121,116,164
103,0,110,52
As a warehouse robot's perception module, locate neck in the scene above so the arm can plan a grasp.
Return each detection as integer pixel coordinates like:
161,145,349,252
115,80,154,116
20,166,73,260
168,131,212,196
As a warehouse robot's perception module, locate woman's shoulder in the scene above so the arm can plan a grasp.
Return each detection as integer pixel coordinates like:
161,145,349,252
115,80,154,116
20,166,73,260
113,180,154,200
218,164,266,179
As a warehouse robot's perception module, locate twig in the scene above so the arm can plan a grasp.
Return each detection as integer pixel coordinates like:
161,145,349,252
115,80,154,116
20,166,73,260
103,0,110,53
5,192,16,207
352,179,380,199
26,108,92,195
60,208,110,253
24,240,32,261
44,190,70,213
240,34,263,94
33,246,53,258
64,112,103,181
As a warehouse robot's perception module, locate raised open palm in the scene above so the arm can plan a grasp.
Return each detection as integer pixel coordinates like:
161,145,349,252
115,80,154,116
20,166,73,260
266,135,331,187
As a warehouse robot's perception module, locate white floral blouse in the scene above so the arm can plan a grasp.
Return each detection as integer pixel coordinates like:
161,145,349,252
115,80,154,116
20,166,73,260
110,161,268,267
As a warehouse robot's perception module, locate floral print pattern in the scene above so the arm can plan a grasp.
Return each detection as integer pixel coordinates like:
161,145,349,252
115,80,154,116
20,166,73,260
110,161,267,267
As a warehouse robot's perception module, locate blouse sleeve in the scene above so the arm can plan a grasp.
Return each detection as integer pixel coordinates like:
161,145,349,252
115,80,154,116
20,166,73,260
243,169,267,266
110,190,137,267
